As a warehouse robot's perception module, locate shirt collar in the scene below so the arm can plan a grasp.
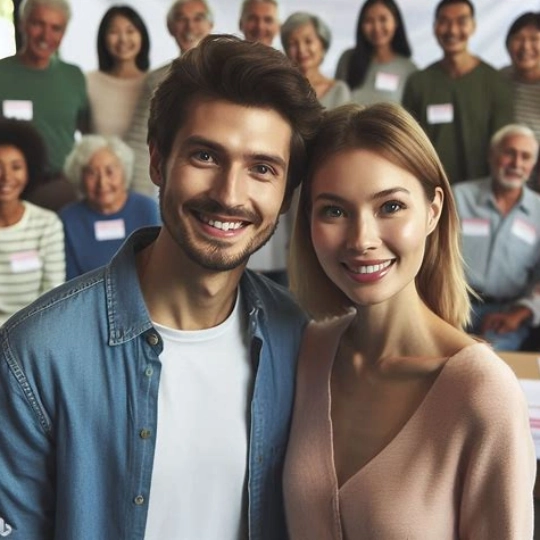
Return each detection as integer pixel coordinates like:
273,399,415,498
478,177,533,215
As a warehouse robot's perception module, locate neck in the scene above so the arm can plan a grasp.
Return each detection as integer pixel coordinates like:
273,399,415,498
136,228,244,330
440,50,478,77
0,200,25,227
18,49,51,70
373,45,395,63
492,181,523,215
107,60,142,78
515,65,540,82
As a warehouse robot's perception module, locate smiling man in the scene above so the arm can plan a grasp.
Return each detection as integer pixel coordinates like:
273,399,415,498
0,0,89,178
127,0,214,196
402,0,512,184
453,124,540,351
0,34,322,540
239,0,280,47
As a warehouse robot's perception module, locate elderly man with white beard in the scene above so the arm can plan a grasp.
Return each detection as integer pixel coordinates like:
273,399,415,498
453,124,540,350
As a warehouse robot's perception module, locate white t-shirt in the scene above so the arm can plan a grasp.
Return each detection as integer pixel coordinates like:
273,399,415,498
144,294,252,540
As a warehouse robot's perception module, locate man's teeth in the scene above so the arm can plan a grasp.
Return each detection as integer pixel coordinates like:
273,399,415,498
351,260,392,274
207,218,243,231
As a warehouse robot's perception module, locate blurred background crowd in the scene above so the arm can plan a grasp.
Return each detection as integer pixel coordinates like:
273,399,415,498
1,0,540,352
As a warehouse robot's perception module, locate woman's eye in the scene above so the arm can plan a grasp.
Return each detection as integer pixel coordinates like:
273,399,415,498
380,201,404,215
321,206,344,218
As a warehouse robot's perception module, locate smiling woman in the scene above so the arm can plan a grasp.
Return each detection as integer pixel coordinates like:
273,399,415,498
0,118,65,324
284,102,536,539
59,134,160,279
86,5,150,138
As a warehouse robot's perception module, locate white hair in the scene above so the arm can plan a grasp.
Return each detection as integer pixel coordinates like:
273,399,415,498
167,0,214,27
19,0,71,23
490,123,539,160
63,135,134,192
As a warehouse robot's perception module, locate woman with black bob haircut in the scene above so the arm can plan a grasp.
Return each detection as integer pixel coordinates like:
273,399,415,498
86,5,151,138
335,0,416,105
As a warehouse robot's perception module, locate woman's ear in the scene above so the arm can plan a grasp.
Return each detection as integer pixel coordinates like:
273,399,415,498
427,186,444,235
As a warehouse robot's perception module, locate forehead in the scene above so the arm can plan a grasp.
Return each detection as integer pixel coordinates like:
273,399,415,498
510,25,540,40
172,98,291,159
364,3,395,19
27,4,67,25
175,0,207,18
0,144,26,160
244,2,277,19
87,147,120,164
312,149,424,197
498,134,538,152
436,3,472,21
290,22,317,39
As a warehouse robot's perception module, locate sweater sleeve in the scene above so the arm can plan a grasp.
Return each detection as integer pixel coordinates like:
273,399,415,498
459,358,535,539
39,213,65,293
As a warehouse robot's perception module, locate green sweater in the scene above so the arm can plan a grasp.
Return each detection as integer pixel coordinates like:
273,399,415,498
402,60,513,184
0,55,89,175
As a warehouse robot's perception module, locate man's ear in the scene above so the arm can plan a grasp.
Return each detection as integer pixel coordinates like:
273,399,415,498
149,142,164,187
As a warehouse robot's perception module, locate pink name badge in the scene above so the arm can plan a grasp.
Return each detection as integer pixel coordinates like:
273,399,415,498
2,100,33,120
427,103,454,124
512,218,537,245
461,218,489,236
9,250,42,273
94,219,126,241
374,72,400,92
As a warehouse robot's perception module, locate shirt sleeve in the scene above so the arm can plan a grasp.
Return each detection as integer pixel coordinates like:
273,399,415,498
0,338,56,539
458,359,536,539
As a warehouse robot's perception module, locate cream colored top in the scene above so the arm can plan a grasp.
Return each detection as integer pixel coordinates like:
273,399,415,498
283,314,535,539
86,70,146,138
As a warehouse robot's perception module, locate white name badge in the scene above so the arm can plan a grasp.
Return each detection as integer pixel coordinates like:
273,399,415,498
9,250,42,273
374,72,400,92
461,218,489,236
94,219,126,241
512,218,537,245
2,100,33,120
427,103,454,124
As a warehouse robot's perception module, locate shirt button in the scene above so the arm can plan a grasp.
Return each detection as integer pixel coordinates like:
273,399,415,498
134,495,145,505
140,429,152,439
145,366,153,377
146,333,159,346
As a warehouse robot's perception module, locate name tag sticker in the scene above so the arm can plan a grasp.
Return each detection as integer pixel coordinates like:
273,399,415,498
94,219,126,241
427,103,454,124
462,218,489,236
512,218,537,245
374,72,400,92
3,100,33,120
9,250,42,273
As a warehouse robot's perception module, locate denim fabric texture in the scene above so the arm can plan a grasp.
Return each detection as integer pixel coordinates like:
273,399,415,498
0,227,306,540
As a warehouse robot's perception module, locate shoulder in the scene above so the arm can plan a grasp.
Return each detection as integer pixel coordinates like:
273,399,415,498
146,63,172,87
0,55,18,70
444,343,527,422
24,201,62,225
337,48,354,63
393,55,418,73
59,200,86,219
452,177,487,196
127,192,157,208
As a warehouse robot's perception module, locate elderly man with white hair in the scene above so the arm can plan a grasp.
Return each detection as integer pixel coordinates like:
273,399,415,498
125,0,214,196
0,0,89,178
453,124,540,350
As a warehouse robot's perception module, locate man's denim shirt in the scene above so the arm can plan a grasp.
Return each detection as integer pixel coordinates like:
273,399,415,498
0,228,307,540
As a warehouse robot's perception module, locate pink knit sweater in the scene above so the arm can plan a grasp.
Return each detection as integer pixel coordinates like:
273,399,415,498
283,315,536,539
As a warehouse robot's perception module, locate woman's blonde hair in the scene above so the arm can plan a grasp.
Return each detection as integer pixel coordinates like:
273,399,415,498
289,102,471,329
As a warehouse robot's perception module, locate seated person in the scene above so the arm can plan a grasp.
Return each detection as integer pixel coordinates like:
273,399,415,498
0,118,65,324
60,135,160,279
453,124,540,350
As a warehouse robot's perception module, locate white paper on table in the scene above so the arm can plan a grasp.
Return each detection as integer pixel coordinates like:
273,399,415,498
518,378,540,459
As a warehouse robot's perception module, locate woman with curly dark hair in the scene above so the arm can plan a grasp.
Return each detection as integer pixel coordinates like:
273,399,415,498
0,118,65,323
335,0,416,105
86,5,150,138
